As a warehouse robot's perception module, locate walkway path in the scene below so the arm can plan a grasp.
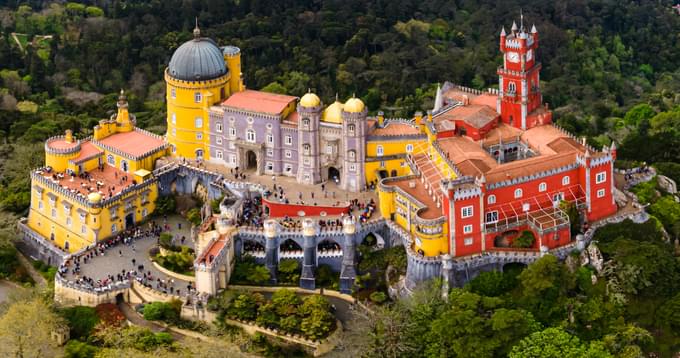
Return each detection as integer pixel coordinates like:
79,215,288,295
63,215,195,294
117,301,185,341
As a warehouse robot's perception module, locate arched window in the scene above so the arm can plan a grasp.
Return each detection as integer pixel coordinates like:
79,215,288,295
171,113,176,124
302,118,310,127
539,182,547,192
111,224,118,233
303,143,311,154
194,92,202,103
487,195,496,205
348,150,356,160
246,129,256,142
406,144,414,153
107,154,115,166
170,88,176,99
376,145,384,157
507,82,516,94
121,160,129,172
562,176,570,186
514,188,523,199
348,124,355,135
195,117,203,128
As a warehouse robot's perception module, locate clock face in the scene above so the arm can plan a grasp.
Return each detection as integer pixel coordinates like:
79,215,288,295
526,49,533,61
507,52,520,63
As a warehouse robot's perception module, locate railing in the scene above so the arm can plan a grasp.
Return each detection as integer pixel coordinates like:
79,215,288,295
18,218,71,260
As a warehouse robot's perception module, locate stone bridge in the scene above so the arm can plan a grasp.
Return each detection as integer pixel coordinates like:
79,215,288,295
154,162,226,200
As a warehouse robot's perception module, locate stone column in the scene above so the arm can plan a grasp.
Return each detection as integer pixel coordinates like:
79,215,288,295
300,218,317,290
263,220,279,284
440,254,454,300
340,216,358,294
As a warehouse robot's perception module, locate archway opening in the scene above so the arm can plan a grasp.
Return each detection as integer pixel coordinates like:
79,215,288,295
317,239,342,257
125,213,134,229
246,150,257,170
378,170,388,179
196,149,204,160
279,239,303,259
328,167,340,185
361,232,385,250
390,169,398,177
494,230,519,248
243,240,265,258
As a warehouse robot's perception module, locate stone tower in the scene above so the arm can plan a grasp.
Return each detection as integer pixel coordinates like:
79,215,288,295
341,96,367,192
296,92,323,185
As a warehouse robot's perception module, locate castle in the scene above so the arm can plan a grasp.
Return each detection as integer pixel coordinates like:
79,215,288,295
19,20,618,292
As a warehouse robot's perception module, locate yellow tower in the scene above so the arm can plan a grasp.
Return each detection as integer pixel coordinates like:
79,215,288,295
165,23,243,160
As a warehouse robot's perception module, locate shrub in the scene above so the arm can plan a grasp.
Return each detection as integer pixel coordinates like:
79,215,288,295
369,291,388,304
631,180,659,204
211,195,223,214
154,195,176,215
466,270,517,297
61,306,100,339
142,301,179,322
186,207,202,226
316,264,337,288
512,230,535,248
228,293,260,321
64,340,98,358
158,233,174,250
154,246,195,275
654,162,680,185
278,259,300,284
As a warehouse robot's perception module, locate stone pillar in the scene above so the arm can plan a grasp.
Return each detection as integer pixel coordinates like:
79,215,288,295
263,220,279,284
540,245,549,257
440,254,453,300
340,216,358,294
575,234,586,251
300,219,317,290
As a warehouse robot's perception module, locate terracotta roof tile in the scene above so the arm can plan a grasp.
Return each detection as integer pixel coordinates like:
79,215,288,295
97,130,165,158
435,104,499,129
388,178,444,220
222,90,297,115
369,121,421,136
72,141,103,163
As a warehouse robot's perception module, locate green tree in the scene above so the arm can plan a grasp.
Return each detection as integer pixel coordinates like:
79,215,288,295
277,259,300,283
246,265,270,285
64,339,98,358
518,255,575,324
300,308,334,340
229,293,259,321
465,270,517,297
270,289,300,316
510,327,612,358
142,302,179,322
623,104,655,127
61,306,100,340
0,298,66,358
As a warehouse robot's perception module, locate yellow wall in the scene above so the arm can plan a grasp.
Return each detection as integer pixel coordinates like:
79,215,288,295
28,180,159,253
46,151,78,173
365,158,412,184
165,72,231,161
365,139,426,157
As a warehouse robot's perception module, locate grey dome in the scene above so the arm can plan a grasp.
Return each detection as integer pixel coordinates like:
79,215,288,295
168,37,227,81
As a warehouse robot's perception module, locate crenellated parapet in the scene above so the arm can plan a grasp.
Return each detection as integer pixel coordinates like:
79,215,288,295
487,162,579,190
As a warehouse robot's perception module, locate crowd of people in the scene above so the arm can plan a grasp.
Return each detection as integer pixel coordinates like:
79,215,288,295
622,164,652,182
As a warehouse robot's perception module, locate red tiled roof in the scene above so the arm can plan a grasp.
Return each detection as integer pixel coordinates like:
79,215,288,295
388,178,444,220
369,122,421,136
73,141,103,163
222,90,297,115
484,151,577,184
471,93,498,108
97,130,165,158
47,139,78,150
38,164,136,200
436,104,499,129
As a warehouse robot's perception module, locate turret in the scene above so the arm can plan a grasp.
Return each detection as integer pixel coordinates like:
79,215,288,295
296,91,323,185
341,95,368,192
115,89,134,132
340,215,358,293
300,219,318,289
263,219,279,284
610,141,617,160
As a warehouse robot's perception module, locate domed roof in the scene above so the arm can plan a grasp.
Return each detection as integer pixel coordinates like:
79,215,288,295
87,192,102,203
168,27,227,82
300,92,321,108
322,100,344,124
344,97,365,113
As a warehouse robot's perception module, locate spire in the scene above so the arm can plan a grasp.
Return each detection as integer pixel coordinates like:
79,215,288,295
433,84,443,113
531,24,537,34
610,141,617,151
520,8,525,31
335,93,339,102
511,21,518,32
193,17,201,39
115,89,132,131
500,26,506,36
117,89,127,108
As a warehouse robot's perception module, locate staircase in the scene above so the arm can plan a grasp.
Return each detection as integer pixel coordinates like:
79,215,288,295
408,149,445,194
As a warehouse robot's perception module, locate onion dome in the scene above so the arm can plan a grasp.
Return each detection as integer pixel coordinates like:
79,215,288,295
322,100,344,124
167,24,227,81
344,96,365,113
87,192,102,203
300,92,321,108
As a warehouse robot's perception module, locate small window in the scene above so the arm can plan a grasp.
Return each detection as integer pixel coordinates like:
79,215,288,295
266,162,273,171
487,195,496,205
562,176,570,186
170,88,176,99
348,124,355,135
229,127,236,137
406,144,413,153
303,144,311,154
171,113,176,124
376,145,384,157
596,171,606,184
196,132,203,140
326,144,333,154
485,211,498,223
216,137,222,145
514,188,523,198
285,150,292,158
463,224,473,234
142,208,148,217
597,188,606,198
216,150,223,159
464,237,473,246
111,224,118,233
246,129,256,143
349,164,356,172
38,201,43,210
194,92,202,103
81,225,87,234
229,154,236,164
266,134,274,144
380,161,385,168
216,122,223,133
51,208,57,218
172,128,176,136
229,141,235,149
461,206,473,218
348,150,356,159
507,82,516,93
195,117,203,128
302,118,310,127
120,160,128,172
284,164,293,173
66,217,72,227
107,154,115,166
539,182,547,192
266,149,273,157
285,135,293,145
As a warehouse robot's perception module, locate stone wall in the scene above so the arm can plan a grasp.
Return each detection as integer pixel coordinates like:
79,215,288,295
54,274,129,307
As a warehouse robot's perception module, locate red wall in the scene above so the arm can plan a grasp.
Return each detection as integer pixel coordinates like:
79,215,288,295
586,163,617,221
452,195,483,256
263,198,350,218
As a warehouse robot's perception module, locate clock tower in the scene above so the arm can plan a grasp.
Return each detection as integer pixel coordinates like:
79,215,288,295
497,19,551,130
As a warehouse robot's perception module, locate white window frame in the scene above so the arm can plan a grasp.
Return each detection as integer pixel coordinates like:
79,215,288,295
170,88,176,99
111,224,118,233
539,182,547,192
216,150,223,159
51,208,57,218
229,127,236,138
487,195,496,205
216,122,223,133
38,201,43,210
562,175,570,186
265,162,274,171
349,163,356,172
266,134,274,144
514,188,523,199
81,225,87,234
66,217,72,227
266,149,273,157
229,154,236,164
284,135,293,146
194,92,202,103
463,224,473,234
171,113,176,124
120,159,129,172
246,129,256,143
107,154,115,166
195,117,203,128
284,164,293,173
485,211,499,223
376,145,384,157
216,136,222,145
461,206,473,218
285,150,292,158
597,188,606,198
464,237,473,246
596,171,606,184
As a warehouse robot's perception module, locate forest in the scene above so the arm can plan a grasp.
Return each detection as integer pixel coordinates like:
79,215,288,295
0,0,679,356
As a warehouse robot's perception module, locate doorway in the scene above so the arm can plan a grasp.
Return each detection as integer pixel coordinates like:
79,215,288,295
125,213,134,229
328,167,340,184
246,150,257,170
